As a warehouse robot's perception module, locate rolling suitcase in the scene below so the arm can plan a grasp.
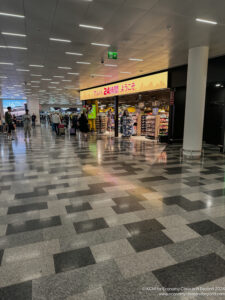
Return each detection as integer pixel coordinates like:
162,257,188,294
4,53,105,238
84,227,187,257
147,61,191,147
70,128,76,135
58,124,65,135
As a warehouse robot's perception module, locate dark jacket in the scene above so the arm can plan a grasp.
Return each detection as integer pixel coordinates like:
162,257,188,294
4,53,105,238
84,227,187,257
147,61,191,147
78,114,89,133
5,111,12,125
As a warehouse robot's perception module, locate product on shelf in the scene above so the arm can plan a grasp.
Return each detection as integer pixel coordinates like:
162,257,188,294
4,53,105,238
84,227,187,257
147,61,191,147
159,112,169,137
141,115,147,136
96,114,107,134
121,116,133,137
146,115,160,139
132,114,137,135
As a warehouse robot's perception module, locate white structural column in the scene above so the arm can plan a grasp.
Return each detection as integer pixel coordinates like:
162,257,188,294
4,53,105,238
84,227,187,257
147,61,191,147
27,98,40,125
183,46,209,158
0,100,3,118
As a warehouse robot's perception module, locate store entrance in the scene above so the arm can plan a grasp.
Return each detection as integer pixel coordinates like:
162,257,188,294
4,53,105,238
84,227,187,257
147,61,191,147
94,89,171,142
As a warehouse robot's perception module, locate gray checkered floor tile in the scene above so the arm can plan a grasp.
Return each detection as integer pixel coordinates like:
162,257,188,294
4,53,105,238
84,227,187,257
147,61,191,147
0,126,225,299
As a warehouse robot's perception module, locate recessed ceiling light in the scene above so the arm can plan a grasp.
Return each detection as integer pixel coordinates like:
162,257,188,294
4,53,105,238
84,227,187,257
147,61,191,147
91,74,112,77
215,83,221,87
41,78,51,81
0,62,13,65
62,79,72,82
31,81,40,83
129,58,143,62
31,85,40,88
1,32,26,37
48,86,56,89
0,12,25,18
29,64,44,68
58,66,72,70
50,82,60,84
0,45,27,50
31,74,42,77
76,61,90,65
104,64,117,67
196,18,217,25
91,42,110,47
16,69,30,72
49,38,71,43
53,75,64,78
68,72,79,75
79,24,103,30
120,71,131,74
65,52,83,56
0,76,7,78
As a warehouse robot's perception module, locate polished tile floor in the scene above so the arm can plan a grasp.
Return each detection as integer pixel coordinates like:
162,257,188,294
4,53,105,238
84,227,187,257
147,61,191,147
1,126,225,299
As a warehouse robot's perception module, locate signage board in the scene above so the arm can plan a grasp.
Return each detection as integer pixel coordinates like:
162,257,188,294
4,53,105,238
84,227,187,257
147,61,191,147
88,104,97,119
108,51,118,59
80,72,168,101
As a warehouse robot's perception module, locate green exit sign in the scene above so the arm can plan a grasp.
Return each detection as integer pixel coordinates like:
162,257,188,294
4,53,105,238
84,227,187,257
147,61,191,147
108,51,118,59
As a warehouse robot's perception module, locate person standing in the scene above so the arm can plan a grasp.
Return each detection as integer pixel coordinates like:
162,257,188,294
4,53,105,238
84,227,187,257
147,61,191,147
71,113,78,136
32,113,36,128
52,112,61,135
5,107,14,140
23,109,32,140
78,112,89,139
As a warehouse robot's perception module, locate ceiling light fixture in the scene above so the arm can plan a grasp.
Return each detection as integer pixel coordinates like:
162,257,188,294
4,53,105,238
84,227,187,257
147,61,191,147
58,66,72,70
196,18,217,25
76,61,90,65
41,78,51,81
0,45,27,50
120,71,131,74
31,74,42,77
65,52,83,56
68,72,79,75
0,12,25,18
53,75,64,78
0,62,13,65
129,58,143,62
29,64,44,68
91,42,110,47
104,64,117,67
50,82,60,84
62,79,72,82
91,74,112,77
2,32,26,37
79,24,103,30
16,69,30,72
49,38,71,43
0,76,7,78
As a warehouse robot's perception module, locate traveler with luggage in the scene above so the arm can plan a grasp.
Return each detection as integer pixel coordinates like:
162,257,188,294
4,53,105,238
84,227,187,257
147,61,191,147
52,112,61,135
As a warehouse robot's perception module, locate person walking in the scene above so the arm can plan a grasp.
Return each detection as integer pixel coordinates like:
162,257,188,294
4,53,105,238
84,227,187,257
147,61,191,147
52,112,61,135
23,109,32,141
5,107,14,141
71,113,78,136
32,113,37,128
78,112,89,139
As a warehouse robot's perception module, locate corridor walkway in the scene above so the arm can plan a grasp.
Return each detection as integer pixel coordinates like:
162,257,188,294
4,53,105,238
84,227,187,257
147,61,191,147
0,127,225,299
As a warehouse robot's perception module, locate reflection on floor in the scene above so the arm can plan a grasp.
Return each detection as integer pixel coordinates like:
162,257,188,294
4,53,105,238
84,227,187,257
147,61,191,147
0,126,225,299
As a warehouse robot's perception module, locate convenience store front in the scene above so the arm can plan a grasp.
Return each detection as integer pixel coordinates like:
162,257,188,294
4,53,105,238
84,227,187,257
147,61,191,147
80,71,172,142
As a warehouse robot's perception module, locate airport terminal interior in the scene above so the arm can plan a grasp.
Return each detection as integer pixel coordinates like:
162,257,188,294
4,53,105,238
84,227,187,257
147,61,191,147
1,0,225,299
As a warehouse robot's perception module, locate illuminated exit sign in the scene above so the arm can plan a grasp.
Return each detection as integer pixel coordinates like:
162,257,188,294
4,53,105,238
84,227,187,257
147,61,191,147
108,51,118,59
